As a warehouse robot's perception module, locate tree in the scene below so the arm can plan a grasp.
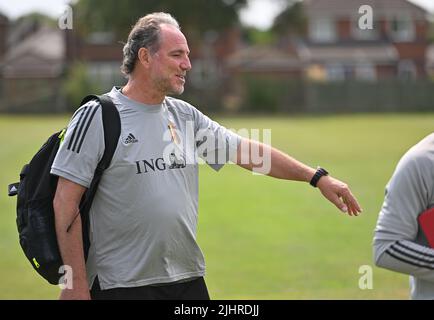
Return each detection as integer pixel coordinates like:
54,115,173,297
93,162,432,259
241,26,277,45
14,12,57,28
271,0,307,37
429,17,434,43
63,62,102,111
73,0,247,42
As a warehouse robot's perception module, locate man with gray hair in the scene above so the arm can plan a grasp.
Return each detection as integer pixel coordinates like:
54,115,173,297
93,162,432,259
52,12,362,300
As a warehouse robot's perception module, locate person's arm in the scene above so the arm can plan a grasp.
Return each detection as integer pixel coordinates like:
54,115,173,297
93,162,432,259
374,239,434,283
53,177,90,300
373,137,434,282
49,101,104,299
235,137,362,216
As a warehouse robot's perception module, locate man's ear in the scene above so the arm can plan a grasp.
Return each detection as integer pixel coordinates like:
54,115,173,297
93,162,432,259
137,47,151,68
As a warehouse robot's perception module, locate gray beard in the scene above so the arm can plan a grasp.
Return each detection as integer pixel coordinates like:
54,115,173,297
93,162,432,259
155,79,184,96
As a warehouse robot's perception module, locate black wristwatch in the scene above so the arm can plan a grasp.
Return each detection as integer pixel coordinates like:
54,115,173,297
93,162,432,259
309,167,329,187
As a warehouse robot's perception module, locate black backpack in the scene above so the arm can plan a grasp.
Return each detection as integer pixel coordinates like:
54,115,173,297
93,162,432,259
7,94,120,285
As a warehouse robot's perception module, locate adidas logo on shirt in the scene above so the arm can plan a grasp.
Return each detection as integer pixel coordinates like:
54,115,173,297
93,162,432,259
124,133,138,144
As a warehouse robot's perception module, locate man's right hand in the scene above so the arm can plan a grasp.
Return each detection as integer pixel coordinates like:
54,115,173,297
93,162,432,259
317,175,362,216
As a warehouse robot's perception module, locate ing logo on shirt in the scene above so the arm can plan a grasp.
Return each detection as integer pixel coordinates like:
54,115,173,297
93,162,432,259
135,152,186,174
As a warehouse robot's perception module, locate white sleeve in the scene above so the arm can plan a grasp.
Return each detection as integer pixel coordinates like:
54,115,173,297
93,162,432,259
50,100,104,188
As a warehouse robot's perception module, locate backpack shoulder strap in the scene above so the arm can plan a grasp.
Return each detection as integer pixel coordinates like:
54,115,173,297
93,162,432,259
80,94,121,172
99,94,121,170
77,94,120,257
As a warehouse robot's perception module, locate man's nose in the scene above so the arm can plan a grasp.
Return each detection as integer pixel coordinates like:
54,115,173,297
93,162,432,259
181,56,191,71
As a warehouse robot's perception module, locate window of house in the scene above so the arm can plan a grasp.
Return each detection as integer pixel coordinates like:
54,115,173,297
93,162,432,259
309,17,337,43
389,15,415,41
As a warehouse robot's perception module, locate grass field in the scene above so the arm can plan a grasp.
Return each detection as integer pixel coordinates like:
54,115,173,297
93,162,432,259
0,113,432,300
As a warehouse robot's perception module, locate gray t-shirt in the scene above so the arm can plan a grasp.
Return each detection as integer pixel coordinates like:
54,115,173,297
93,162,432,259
374,133,434,299
51,87,241,290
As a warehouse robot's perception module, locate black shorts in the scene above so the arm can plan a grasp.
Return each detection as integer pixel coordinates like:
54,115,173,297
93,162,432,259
90,276,210,300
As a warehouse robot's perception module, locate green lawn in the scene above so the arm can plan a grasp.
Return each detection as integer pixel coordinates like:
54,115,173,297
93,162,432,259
0,113,432,299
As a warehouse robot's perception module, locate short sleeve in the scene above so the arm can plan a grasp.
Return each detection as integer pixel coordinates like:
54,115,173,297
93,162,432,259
374,147,434,242
193,108,241,171
51,100,104,188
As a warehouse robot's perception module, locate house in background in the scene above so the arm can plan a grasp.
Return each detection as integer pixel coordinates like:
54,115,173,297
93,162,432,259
0,16,126,113
227,0,431,83
300,0,431,81
224,45,304,112
0,20,66,113
222,0,434,113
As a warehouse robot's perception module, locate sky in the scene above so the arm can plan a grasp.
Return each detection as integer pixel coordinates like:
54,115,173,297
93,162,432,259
0,0,433,30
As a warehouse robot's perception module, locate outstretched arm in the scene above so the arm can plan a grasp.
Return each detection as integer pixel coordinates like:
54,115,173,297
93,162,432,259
234,138,362,216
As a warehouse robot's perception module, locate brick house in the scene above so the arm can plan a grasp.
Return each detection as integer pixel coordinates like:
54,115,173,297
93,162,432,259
300,0,431,81
0,22,66,112
227,0,431,82
223,0,433,112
